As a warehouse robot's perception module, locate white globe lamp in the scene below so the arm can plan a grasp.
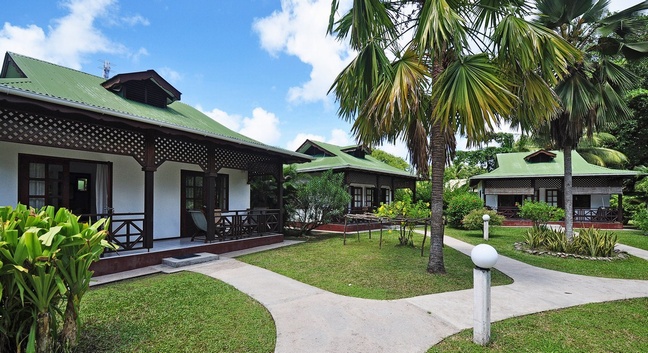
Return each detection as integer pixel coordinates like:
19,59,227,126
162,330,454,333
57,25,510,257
471,243,498,346
471,244,498,269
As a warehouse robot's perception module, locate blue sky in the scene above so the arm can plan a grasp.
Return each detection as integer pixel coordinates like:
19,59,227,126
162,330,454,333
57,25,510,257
0,0,635,161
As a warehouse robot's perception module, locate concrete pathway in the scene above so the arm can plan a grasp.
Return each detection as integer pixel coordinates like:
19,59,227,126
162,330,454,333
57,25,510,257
185,236,648,353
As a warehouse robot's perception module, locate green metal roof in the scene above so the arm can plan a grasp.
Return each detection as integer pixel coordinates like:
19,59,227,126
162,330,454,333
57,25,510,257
293,140,416,178
0,52,310,160
471,150,639,180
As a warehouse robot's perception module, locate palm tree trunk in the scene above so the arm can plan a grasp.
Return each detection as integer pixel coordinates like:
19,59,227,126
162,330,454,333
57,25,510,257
60,294,80,349
427,121,446,274
36,311,51,353
564,145,574,240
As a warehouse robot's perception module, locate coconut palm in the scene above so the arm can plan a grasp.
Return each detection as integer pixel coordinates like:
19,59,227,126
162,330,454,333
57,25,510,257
328,0,578,273
534,0,648,239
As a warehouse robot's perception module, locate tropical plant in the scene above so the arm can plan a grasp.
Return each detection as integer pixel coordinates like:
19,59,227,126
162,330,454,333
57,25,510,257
375,199,430,245
576,132,629,168
461,209,504,230
371,149,410,171
0,204,114,353
632,207,648,234
327,0,578,273
445,192,484,228
573,227,618,257
285,170,351,235
534,0,648,240
523,226,617,257
518,200,565,228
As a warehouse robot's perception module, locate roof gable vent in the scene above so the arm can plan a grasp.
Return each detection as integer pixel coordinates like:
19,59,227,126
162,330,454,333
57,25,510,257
341,145,369,159
102,70,181,108
524,150,557,163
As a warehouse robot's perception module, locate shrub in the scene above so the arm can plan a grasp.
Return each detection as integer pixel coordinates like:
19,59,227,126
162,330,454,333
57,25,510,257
523,226,617,258
285,170,351,235
375,200,430,246
445,192,483,228
0,204,115,353
572,228,618,257
631,207,648,234
518,200,565,228
461,209,504,230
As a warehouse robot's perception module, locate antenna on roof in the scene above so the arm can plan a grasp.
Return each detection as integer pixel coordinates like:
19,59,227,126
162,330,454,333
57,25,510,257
101,60,111,79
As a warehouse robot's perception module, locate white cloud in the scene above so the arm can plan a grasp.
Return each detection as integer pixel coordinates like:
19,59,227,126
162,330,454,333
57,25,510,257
197,106,242,131
129,47,149,63
253,0,354,104
0,0,146,71
377,141,410,162
120,14,150,26
198,106,282,146
157,66,182,84
286,129,353,151
239,108,281,145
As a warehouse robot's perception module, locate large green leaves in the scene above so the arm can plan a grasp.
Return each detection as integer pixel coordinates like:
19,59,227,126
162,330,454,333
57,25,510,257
0,204,114,352
432,54,516,144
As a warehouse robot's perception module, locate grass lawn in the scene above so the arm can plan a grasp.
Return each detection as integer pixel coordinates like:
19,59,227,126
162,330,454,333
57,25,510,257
444,227,648,280
616,229,648,250
428,297,648,353
75,272,275,353
239,232,512,300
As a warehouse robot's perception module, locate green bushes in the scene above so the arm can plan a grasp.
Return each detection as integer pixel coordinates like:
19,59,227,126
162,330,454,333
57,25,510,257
0,204,115,353
523,226,618,257
375,200,430,246
518,200,565,227
285,170,351,235
631,208,648,234
461,209,504,230
445,192,483,228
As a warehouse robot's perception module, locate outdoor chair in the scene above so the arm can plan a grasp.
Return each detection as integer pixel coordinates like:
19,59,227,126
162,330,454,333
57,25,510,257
189,210,208,242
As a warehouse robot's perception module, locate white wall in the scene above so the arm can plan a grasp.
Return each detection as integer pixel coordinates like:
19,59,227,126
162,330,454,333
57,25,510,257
590,194,611,209
224,168,250,211
485,195,497,209
0,141,251,239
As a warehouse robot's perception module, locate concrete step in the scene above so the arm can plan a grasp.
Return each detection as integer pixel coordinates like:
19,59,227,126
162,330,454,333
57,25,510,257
162,252,220,268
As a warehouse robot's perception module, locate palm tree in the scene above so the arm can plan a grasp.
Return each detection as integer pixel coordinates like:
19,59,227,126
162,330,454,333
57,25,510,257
577,132,629,168
327,0,578,273
535,0,648,239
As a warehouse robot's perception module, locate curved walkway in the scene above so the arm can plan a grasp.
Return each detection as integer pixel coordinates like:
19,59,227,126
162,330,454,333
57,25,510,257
188,236,648,353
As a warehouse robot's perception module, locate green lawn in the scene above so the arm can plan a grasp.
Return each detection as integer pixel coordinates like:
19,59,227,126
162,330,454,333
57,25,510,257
239,232,512,299
428,297,648,353
616,229,648,250
74,228,648,353
444,227,648,280
76,272,275,353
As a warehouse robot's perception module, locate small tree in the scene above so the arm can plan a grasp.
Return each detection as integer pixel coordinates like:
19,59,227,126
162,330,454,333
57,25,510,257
375,200,430,246
285,170,351,235
518,200,565,229
462,209,504,230
445,192,483,228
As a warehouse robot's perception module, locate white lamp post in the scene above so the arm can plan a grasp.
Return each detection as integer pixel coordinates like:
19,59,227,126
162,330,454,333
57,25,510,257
482,214,490,240
470,244,498,346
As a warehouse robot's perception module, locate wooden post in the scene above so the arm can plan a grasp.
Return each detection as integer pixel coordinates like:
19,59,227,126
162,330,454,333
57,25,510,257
278,166,284,232
421,220,428,257
379,218,383,249
142,134,156,250
205,173,216,241
343,216,348,245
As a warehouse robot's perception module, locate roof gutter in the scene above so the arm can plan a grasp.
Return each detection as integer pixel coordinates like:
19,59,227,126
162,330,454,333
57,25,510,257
0,85,313,161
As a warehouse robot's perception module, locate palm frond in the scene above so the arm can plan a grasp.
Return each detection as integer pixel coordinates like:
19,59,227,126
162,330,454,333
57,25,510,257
431,53,517,146
414,0,467,56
